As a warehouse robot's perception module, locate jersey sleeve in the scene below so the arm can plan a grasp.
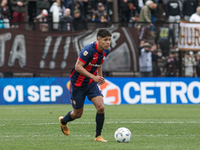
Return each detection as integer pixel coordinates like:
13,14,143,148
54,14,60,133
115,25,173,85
78,48,92,64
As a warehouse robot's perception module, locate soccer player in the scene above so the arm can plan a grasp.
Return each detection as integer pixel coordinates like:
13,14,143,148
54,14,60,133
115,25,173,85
59,28,112,142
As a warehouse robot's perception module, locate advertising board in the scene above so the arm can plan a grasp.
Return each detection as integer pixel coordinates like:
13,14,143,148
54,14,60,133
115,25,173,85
0,77,199,105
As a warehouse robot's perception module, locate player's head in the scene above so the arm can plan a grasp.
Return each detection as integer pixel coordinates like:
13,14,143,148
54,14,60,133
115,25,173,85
97,28,112,38
97,28,112,50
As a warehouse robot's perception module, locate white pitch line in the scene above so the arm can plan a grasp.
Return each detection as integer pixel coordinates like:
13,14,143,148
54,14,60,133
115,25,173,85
0,134,92,138
0,121,199,127
132,134,197,137
0,134,198,138
106,121,199,124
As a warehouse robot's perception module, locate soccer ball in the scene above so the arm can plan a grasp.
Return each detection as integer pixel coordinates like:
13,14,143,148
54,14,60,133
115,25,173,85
114,127,131,143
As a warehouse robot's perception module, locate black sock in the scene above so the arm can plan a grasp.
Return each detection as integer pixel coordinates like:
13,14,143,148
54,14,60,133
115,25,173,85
61,111,74,125
95,113,105,138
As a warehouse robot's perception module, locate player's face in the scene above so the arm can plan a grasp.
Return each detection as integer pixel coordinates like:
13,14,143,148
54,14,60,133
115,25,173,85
98,36,111,50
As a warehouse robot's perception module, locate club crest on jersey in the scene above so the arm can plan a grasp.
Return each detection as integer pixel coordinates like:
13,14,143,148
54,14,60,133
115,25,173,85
83,51,88,56
72,100,76,105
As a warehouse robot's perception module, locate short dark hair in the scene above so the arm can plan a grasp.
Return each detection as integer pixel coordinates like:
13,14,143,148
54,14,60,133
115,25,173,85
97,28,112,38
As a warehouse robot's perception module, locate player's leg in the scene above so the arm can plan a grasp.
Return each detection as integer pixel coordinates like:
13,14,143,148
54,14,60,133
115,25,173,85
59,85,86,136
91,96,107,142
87,82,107,142
61,107,84,124
59,107,84,135
91,95,105,135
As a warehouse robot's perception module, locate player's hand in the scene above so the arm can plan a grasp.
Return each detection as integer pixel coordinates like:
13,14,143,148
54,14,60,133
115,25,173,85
92,76,105,85
98,78,105,86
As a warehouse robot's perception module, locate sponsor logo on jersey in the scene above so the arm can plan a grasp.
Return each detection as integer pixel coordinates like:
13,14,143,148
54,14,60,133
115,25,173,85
88,62,101,67
100,79,121,105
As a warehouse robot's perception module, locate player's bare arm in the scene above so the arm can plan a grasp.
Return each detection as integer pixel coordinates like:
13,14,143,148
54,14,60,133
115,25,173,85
97,65,103,76
75,59,104,84
97,65,105,85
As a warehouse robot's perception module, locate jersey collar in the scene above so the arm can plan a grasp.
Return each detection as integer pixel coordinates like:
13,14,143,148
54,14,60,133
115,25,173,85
95,42,103,53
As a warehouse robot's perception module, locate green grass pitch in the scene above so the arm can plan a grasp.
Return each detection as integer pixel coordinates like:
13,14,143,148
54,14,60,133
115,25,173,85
0,104,200,150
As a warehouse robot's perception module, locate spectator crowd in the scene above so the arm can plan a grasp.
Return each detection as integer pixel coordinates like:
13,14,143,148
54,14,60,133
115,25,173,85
0,0,200,78
0,0,198,30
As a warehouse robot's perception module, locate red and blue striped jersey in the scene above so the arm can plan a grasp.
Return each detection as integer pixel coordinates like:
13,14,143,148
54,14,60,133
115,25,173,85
70,42,110,87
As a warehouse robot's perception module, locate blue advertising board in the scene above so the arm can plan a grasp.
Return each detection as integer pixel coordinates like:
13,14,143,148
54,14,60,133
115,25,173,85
0,77,71,105
0,77,200,105
88,77,200,105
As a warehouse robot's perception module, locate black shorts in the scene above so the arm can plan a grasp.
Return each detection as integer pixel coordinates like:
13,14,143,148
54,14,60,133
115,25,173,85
70,82,103,109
